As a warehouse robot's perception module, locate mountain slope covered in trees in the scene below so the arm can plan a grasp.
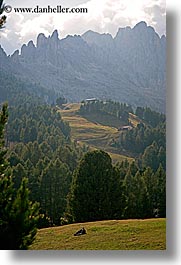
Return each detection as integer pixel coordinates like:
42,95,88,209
0,14,166,249
0,70,166,227
0,66,166,225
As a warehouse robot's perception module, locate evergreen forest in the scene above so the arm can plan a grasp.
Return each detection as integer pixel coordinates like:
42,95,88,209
0,71,166,249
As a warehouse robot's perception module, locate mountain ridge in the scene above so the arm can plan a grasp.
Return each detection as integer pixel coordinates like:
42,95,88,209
0,21,166,112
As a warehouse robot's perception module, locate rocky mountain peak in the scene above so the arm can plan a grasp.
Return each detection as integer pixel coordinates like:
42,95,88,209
115,26,132,41
0,45,7,58
50,29,59,41
133,21,147,31
11,50,19,62
0,22,166,113
82,30,113,47
27,40,36,48
36,33,48,48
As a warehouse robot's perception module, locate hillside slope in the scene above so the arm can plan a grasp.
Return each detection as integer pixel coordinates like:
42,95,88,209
59,103,134,163
30,219,166,250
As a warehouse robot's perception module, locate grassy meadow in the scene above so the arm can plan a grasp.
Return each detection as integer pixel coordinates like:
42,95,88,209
59,103,134,163
30,219,166,250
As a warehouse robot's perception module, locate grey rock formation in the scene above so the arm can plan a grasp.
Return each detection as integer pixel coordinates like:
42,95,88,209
0,22,166,112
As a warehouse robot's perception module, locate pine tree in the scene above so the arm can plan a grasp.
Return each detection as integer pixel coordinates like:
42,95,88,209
7,178,39,249
142,141,159,171
157,146,166,170
67,150,121,223
40,159,71,225
133,171,147,218
155,164,166,217
0,104,39,249
141,167,156,218
12,163,26,189
122,168,135,218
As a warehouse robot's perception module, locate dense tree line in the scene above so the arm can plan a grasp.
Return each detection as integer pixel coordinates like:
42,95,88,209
66,150,166,223
0,104,39,249
135,106,165,127
5,98,85,226
0,78,166,230
7,103,70,143
0,71,58,106
65,105,166,223
56,96,67,107
0,71,86,227
5,98,166,226
79,100,133,124
117,108,166,170
79,100,166,172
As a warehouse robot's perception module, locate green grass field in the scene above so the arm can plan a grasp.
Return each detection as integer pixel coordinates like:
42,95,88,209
59,103,134,163
30,219,166,250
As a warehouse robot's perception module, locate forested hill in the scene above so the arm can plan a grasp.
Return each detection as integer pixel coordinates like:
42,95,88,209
0,70,58,105
0,69,166,228
0,72,87,227
0,21,166,113
61,100,166,171
0,40,166,242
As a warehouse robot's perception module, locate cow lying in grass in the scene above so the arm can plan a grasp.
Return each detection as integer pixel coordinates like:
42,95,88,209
74,227,86,236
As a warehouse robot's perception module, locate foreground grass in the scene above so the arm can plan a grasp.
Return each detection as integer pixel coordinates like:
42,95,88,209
30,219,166,250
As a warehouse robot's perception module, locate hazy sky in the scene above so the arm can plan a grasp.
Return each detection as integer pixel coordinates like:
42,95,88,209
0,0,166,54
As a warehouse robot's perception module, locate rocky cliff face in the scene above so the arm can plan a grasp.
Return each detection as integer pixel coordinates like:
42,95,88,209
0,21,166,112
